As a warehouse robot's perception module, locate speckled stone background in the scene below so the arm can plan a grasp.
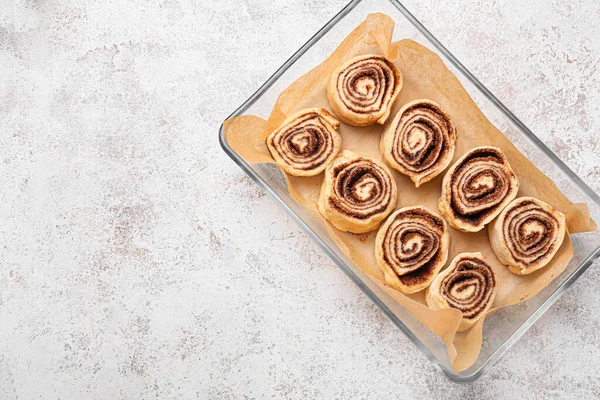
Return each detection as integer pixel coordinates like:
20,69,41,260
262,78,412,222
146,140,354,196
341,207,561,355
1,0,599,398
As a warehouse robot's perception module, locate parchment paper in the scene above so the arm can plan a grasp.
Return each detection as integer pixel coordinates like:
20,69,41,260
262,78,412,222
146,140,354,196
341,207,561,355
223,13,596,371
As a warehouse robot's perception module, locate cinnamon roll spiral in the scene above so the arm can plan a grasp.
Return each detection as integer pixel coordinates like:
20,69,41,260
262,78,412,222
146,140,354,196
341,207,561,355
426,252,497,332
375,206,450,294
327,54,403,126
489,197,566,275
318,150,398,233
267,108,342,176
381,99,457,187
438,146,520,232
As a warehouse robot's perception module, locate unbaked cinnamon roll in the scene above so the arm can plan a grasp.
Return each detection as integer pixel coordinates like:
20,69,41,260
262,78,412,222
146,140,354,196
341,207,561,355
438,146,520,232
381,99,457,187
327,54,403,126
489,197,566,275
318,150,397,233
375,206,450,294
266,108,342,176
426,252,497,332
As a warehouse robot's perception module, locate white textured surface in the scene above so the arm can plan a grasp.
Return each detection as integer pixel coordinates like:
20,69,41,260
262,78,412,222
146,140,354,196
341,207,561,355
1,0,600,398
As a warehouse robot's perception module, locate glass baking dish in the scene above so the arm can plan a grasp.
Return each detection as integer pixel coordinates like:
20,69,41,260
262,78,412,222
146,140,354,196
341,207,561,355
219,0,600,382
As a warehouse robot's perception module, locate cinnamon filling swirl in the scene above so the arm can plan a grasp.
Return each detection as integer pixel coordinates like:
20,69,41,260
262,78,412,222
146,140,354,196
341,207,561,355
318,150,397,234
489,197,566,275
267,108,341,177
439,257,495,319
330,160,394,220
327,54,403,126
427,252,497,331
376,206,450,294
382,99,457,187
439,146,519,232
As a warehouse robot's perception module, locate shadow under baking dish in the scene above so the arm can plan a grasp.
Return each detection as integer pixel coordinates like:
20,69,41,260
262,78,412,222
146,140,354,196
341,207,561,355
219,0,600,382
